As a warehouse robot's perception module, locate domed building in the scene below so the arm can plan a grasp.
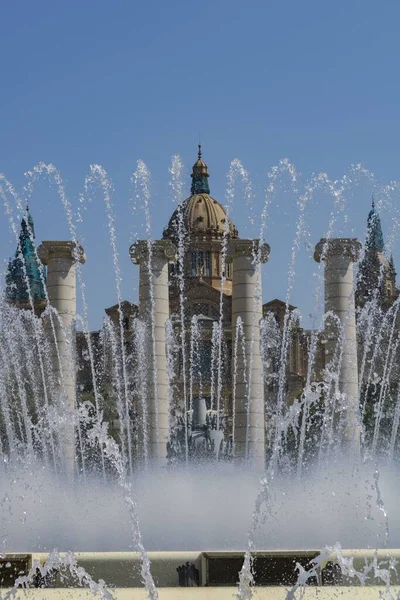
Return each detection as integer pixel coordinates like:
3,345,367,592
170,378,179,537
4,147,400,469
161,148,243,457
164,146,238,321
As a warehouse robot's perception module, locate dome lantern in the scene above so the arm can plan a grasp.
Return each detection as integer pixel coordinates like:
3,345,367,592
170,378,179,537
190,144,210,195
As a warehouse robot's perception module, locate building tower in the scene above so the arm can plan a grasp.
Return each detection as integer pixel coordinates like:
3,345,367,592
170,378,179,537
5,206,46,314
356,198,398,309
356,200,399,453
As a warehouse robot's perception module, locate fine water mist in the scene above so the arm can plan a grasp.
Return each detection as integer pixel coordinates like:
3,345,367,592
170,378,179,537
1,461,398,553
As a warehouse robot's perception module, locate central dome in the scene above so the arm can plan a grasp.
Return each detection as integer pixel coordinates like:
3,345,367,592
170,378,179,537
164,146,238,240
169,192,236,238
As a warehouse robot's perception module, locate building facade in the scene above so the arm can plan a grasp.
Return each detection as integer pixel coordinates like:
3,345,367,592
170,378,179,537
3,149,400,466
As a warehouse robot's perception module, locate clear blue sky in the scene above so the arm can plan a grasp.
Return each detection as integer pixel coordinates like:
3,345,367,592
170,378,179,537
1,0,400,329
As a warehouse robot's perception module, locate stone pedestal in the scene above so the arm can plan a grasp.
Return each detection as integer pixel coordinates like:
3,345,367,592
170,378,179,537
38,241,85,478
130,239,176,462
314,238,362,452
228,239,270,467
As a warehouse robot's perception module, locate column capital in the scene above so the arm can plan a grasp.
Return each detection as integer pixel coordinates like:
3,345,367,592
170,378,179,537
314,238,361,263
227,239,270,263
38,241,86,265
129,239,177,265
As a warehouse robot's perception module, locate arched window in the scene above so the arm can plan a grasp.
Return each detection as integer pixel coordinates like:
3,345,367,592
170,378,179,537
191,251,211,276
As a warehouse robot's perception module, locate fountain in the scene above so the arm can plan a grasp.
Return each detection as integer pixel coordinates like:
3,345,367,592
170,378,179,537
0,151,399,599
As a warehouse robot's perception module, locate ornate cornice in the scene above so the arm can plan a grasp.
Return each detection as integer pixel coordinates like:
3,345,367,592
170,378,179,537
314,238,362,263
227,239,270,264
129,239,177,265
38,241,86,265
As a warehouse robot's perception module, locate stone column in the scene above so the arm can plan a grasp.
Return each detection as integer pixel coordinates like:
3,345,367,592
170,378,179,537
228,239,270,467
38,241,85,478
314,238,362,452
129,239,176,463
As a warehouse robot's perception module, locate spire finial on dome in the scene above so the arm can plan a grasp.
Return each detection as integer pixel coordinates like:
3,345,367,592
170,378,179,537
22,200,35,238
191,144,210,195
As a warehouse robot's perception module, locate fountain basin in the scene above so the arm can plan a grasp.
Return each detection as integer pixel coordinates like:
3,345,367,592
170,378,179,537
1,588,400,599
1,550,399,594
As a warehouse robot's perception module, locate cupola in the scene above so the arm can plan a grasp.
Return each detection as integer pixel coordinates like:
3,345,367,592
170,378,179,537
164,146,238,241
